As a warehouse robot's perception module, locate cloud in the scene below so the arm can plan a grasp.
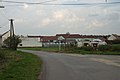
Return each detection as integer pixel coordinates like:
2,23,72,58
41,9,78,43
1,0,120,35
53,10,65,20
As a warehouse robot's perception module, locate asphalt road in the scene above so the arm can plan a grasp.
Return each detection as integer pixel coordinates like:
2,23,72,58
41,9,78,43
19,50,120,80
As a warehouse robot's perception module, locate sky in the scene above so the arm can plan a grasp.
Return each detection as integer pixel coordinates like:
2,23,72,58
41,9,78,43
0,0,120,36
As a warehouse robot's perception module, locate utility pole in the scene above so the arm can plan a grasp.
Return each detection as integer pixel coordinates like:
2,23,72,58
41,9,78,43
9,19,15,37
0,6,4,8
0,0,5,8
9,19,15,49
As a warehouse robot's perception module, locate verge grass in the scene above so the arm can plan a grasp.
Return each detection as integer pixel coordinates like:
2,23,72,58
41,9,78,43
0,49,42,80
20,45,120,55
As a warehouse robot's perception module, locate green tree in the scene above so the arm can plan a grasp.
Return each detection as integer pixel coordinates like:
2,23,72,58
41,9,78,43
3,36,21,50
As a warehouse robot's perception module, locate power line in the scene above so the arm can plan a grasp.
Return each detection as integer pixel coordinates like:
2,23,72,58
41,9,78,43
41,2,120,5
0,0,5,8
0,23,8,28
0,0,57,4
1,1,120,6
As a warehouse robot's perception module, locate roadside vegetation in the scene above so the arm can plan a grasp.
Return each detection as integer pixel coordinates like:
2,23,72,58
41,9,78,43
20,44,120,55
20,47,59,52
3,36,21,50
64,44,120,55
0,49,42,80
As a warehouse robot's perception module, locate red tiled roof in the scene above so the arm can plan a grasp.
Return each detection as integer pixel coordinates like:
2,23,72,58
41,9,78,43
56,34,69,38
28,36,40,38
56,34,108,38
82,35,96,38
40,36,58,42
56,34,82,38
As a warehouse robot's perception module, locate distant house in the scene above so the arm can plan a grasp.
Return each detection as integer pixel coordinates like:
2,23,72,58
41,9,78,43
56,33,97,47
0,30,10,47
40,33,107,47
18,35,42,47
40,36,58,47
77,38,107,47
56,33,82,43
108,34,120,40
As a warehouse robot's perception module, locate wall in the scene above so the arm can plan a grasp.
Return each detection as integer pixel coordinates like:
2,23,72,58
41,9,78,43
18,37,42,47
2,31,10,45
108,35,117,40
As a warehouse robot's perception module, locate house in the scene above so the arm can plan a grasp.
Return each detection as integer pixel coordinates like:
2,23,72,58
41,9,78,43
40,36,58,47
40,33,107,47
56,33,82,44
18,35,42,47
0,30,10,47
77,38,107,47
108,34,120,40
56,33,98,47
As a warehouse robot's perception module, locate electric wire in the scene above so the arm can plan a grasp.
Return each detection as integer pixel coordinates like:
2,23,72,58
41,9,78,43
0,0,120,5
0,0,9,20
0,23,8,28
0,0,57,4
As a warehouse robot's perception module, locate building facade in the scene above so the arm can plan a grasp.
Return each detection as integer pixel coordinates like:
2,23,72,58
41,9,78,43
0,30,10,47
18,36,42,47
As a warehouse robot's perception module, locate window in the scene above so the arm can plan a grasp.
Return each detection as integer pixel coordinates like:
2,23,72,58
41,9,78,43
20,44,22,46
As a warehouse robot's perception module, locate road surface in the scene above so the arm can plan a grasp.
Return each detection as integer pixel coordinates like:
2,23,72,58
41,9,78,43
19,50,120,80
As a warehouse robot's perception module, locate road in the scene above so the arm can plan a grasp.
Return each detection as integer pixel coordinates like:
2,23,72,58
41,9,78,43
19,50,120,80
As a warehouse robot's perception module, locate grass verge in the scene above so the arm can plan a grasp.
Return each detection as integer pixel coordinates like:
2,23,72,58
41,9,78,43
0,49,42,80
19,47,59,52
20,47,120,55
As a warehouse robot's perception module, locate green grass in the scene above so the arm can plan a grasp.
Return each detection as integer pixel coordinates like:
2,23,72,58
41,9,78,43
20,46,120,55
0,49,42,80
20,47,59,52
65,49,120,55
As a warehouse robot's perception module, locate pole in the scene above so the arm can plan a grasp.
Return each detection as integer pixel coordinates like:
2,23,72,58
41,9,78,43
59,41,61,52
9,19,15,37
9,19,15,49
0,6,4,8
0,0,5,8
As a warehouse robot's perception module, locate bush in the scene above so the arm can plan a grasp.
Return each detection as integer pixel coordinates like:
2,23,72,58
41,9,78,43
106,40,120,44
98,44,120,52
111,45,120,52
80,46,94,51
98,45,112,51
3,36,21,50
0,49,6,61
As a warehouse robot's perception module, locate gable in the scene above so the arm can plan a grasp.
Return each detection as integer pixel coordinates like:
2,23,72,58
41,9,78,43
108,35,117,40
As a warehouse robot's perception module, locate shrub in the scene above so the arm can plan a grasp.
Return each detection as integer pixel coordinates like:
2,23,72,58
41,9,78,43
3,36,21,50
98,45,112,51
0,49,6,60
111,45,120,52
106,40,120,44
80,46,94,51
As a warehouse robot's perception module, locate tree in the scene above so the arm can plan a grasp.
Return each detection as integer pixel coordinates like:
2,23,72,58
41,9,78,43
3,36,21,50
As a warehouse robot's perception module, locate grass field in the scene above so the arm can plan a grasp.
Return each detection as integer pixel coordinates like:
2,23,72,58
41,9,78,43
20,47,59,52
20,44,120,55
0,49,42,80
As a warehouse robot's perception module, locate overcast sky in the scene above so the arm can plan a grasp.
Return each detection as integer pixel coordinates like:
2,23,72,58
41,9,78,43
0,0,120,35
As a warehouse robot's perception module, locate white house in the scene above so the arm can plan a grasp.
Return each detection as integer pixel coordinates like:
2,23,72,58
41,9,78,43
2,30,10,44
0,30,10,47
108,34,120,40
18,36,42,47
77,39,107,47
